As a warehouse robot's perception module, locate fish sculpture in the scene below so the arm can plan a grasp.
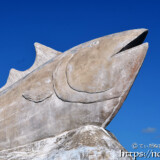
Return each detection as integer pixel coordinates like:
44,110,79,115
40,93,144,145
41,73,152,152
0,29,148,150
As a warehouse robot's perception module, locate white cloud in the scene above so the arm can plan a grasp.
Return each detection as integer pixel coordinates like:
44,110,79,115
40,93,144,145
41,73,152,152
142,127,156,133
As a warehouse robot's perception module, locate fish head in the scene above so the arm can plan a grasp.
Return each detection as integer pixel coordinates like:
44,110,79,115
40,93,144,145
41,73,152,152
66,29,148,95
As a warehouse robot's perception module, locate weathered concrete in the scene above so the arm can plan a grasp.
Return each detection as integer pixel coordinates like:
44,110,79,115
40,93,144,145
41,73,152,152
0,29,148,150
0,125,132,160
0,43,61,93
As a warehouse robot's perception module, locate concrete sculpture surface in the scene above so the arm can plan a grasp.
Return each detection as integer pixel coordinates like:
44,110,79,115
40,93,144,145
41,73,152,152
0,125,132,160
0,29,148,159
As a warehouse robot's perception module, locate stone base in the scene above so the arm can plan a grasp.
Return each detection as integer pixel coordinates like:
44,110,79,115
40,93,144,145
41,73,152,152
0,125,132,160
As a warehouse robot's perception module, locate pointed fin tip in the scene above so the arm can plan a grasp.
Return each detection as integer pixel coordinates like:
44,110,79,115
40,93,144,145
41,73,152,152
7,68,20,83
0,68,21,93
0,43,62,93
34,42,61,56
33,42,61,68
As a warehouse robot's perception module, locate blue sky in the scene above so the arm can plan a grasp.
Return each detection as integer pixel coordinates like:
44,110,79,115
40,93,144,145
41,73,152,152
0,0,160,158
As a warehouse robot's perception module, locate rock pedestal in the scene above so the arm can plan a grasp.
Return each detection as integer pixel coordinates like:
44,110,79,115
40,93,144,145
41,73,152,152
0,125,132,160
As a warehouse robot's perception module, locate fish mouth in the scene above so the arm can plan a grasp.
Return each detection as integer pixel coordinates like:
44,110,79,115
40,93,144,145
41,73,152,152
118,29,148,54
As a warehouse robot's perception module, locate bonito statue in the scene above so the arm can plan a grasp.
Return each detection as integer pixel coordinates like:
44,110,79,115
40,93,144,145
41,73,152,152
0,29,148,160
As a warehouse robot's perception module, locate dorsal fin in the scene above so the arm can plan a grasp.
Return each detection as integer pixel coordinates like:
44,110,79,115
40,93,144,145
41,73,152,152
0,43,61,93
34,42,61,66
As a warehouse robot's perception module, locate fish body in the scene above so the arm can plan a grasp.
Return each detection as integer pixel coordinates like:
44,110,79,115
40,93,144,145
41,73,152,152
0,29,148,150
